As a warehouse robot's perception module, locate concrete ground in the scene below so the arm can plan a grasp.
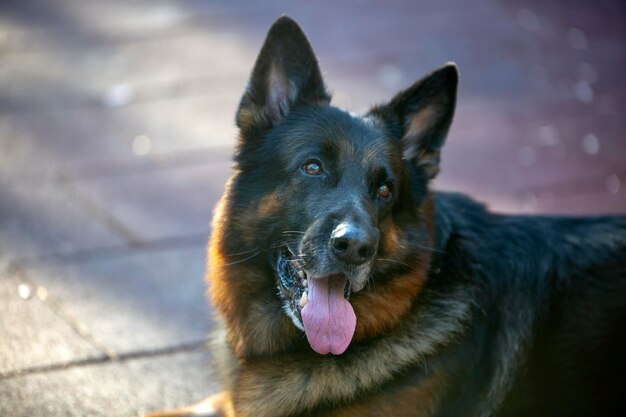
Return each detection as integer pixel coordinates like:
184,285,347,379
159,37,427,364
0,0,624,416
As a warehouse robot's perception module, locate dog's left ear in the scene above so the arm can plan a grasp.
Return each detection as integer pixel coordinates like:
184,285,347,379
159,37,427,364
236,16,330,133
369,63,458,179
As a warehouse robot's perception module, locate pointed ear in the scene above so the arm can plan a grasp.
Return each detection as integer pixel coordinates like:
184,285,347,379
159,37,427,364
369,63,458,179
236,16,331,132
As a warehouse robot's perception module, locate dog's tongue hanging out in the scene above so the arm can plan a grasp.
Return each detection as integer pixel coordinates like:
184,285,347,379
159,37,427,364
301,275,356,355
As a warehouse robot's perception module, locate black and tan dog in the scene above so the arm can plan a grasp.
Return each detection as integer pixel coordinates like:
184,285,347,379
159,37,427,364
146,16,626,417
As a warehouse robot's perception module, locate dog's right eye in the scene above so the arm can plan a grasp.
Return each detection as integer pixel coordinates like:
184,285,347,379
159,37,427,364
302,160,323,176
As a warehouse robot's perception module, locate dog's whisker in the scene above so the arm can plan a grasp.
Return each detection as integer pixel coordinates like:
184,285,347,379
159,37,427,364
223,250,262,266
287,258,306,264
272,240,300,250
376,258,413,268
223,247,261,257
407,243,446,254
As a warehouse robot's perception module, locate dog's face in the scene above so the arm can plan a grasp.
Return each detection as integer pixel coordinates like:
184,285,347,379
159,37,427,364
265,108,397,352
219,17,457,355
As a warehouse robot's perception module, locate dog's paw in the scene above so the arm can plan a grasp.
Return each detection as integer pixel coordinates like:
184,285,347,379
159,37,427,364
141,392,228,417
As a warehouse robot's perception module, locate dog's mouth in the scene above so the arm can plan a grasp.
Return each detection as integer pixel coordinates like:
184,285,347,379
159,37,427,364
276,249,356,355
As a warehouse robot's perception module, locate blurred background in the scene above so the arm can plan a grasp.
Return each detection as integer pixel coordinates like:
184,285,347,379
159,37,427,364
0,0,624,416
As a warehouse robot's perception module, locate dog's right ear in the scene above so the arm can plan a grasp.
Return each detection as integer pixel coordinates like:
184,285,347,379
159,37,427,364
368,64,458,179
236,16,330,132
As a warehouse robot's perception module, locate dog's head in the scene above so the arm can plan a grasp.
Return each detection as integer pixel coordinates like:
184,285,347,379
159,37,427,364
213,17,457,356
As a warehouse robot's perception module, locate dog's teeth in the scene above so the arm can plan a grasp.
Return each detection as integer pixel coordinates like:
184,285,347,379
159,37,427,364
299,291,308,308
302,279,307,287
298,270,305,279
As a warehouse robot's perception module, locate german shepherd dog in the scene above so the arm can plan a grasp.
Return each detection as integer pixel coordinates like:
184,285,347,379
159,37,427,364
146,17,626,417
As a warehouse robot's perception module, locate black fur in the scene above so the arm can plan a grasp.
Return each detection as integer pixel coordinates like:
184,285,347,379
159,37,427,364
430,194,626,416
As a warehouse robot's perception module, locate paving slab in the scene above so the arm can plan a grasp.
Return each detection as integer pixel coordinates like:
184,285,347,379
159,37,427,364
0,39,251,113
0,349,219,417
0,270,102,377
0,96,240,177
25,246,214,354
68,162,230,242
0,177,129,261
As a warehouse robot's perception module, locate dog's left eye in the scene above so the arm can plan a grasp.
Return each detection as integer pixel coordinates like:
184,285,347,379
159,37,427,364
302,160,323,176
377,183,392,200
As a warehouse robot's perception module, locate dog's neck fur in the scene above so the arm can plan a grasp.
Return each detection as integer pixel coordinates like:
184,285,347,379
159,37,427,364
212,285,474,417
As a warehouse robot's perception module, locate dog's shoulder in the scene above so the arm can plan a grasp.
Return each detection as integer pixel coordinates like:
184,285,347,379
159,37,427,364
433,190,626,264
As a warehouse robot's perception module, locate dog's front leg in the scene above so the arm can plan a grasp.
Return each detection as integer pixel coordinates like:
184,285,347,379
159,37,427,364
142,391,232,417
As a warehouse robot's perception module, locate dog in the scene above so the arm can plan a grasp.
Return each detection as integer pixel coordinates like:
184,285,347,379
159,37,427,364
145,16,626,417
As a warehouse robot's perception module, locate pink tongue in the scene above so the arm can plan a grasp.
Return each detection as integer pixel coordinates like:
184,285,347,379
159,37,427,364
301,275,356,355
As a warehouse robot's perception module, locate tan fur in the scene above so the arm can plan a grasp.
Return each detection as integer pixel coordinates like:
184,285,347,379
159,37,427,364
406,107,436,141
235,107,258,133
381,221,401,254
255,191,280,218
351,198,435,340
403,107,442,178
416,150,441,178
351,268,427,341
327,371,448,417
209,190,300,359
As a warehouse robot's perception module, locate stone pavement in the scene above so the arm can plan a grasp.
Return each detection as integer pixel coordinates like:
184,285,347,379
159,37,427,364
0,0,624,416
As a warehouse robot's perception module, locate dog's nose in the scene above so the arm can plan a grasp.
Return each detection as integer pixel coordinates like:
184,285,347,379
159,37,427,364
330,223,376,265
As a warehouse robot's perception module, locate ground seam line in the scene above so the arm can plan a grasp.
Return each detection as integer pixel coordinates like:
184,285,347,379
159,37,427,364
0,339,208,380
